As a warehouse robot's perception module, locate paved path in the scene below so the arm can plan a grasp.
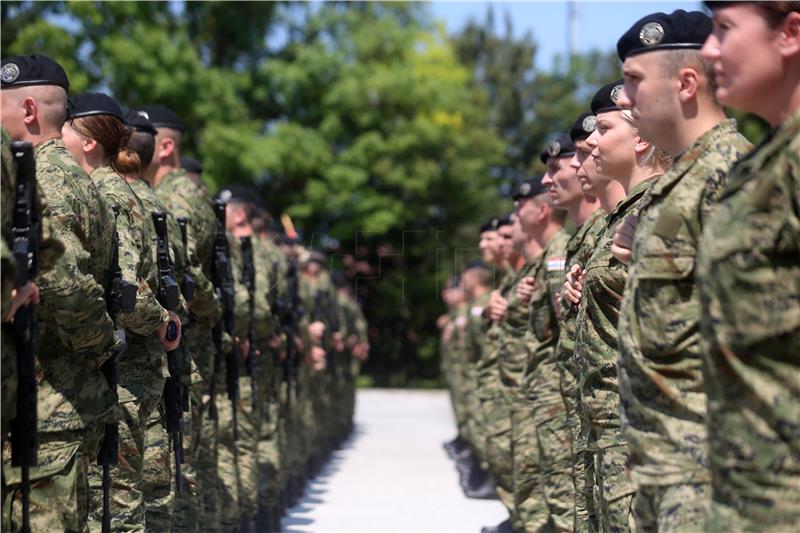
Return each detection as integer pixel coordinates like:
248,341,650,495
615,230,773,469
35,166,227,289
282,389,507,533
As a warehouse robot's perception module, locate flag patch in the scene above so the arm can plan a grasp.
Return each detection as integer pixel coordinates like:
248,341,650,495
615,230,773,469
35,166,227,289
547,257,566,271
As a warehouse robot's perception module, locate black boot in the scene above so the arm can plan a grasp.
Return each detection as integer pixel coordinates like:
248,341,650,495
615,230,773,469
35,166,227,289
464,463,498,500
443,435,466,459
271,506,282,532
480,518,514,533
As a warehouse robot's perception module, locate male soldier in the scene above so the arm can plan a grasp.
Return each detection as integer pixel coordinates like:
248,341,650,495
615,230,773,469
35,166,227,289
517,134,577,532
440,276,470,460
217,186,275,531
124,109,202,532
136,104,223,529
251,208,291,530
557,112,607,532
479,212,533,533
1,54,120,532
512,171,568,532
613,10,753,531
332,272,368,430
62,93,183,531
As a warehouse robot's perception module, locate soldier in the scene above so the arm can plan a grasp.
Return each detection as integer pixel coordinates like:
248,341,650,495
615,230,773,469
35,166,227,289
123,110,202,532
557,112,607,532
698,2,800,530
440,276,470,460
181,156,207,194
135,104,224,530
611,10,753,532
517,134,578,532
564,80,670,531
62,92,184,530
1,54,120,532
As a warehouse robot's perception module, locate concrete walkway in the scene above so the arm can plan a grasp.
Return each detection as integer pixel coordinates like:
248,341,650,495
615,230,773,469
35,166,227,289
282,389,507,533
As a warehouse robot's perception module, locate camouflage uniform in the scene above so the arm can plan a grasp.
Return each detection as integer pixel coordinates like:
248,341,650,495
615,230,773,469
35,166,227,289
618,120,751,532
155,169,222,529
555,207,605,532
527,228,573,532
479,269,523,525
697,109,800,532
128,177,201,532
85,165,172,532
574,176,657,532
461,291,490,466
3,139,118,532
1,129,18,438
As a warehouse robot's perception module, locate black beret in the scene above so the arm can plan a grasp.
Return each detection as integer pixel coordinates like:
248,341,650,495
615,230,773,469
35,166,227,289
591,79,625,115
570,112,597,142
617,10,712,61
513,175,548,201
131,105,184,131
67,92,124,121
181,156,203,174
539,133,576,164
463,259,490,272
216,184,259,204
306,250,327,267
1,54,69,91
494,214,512,229
479,217,499,234
125,109,158,135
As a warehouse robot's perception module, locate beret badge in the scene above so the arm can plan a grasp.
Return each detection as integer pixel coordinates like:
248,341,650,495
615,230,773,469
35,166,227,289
582,115,597,133
639,22,665,47
1,63,20,84
547,141,561,157
610,85,623,105
519,182,531,196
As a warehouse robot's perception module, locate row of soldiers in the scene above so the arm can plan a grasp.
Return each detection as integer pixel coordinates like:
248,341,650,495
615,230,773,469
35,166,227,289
441,4,799,533
0,52,369,532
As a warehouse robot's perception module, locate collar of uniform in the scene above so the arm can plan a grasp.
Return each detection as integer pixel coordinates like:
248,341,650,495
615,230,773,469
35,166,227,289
721,108,800,200
566,207,606,254
32,136,62,156
605,174,659,226
648,118,738,198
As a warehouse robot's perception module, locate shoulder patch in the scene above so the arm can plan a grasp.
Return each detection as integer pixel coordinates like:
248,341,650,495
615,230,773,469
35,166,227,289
470,306,484,317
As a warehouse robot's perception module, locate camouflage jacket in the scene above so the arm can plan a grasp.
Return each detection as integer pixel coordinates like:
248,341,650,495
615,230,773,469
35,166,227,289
155,168,221,328
477,268,518,396
574,176,656,445
34,139,116,365
33,139,118,430
698,109,800,511
618,120,751,486
524,228,571,403
556,208,606,386
496,260,538,394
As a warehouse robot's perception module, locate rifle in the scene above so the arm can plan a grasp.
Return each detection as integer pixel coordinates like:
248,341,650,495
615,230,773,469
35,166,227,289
277,259,303,403
241,236,257,409
9,141,40,533
176,217,194,414
100,203,137,533
209,200,238,441
314,287,340,373
151,212,184,493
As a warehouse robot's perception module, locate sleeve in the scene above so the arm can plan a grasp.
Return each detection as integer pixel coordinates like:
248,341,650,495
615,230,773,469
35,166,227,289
114,199,169,336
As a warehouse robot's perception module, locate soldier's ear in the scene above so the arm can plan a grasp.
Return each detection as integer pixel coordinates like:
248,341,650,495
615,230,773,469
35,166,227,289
677,67,700,103
779,12,800,59
159,136,176,161
22,96,37,125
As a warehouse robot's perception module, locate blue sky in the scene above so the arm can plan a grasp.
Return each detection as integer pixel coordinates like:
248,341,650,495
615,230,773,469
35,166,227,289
428,1,701,70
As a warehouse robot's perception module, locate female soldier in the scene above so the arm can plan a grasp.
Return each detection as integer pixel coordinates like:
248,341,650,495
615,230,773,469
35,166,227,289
700,3,800,530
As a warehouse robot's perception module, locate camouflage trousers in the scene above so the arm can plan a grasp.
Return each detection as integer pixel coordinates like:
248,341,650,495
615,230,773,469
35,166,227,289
3,424,104,532
216,375,259,528
256,355,283,513
142,405,174,531
510,399,550,533
193,387,221,532
632,482,708,533
580,387,634,533
170,389,200,533
482,393,518,529
86,392,163,532
531,360,575,532
558,360,595,532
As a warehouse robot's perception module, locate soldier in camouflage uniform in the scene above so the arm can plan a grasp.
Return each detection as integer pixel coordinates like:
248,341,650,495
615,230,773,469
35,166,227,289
520,134,583,532
566,80,669,532
555,112,606,532
62,92,185,531
698,3,800,530
137,105,224,530
612,11,753,532
479,216,526,529
1,54,121,532
512,170,568,532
